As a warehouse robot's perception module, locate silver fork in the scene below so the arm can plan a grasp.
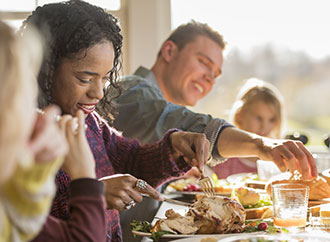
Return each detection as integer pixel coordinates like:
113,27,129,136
197,167,215,197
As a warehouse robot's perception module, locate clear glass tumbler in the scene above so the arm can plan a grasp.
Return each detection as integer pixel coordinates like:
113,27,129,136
272,183,309,232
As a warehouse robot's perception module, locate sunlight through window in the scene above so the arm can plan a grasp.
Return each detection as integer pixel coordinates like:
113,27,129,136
171,0,330,149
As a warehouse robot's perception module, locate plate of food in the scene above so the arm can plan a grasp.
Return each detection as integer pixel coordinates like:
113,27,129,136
234,187,273,220
166,176,234,196
131,196,277,241
227,173,259,183
131,230,241,240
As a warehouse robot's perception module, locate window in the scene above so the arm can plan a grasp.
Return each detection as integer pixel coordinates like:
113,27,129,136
1,0,120,30
171,0,330,149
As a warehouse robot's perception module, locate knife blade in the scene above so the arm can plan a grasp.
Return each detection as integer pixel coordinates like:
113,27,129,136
162,198,192,207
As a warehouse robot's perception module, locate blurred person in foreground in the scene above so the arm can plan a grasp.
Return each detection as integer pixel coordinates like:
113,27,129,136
1,20,109,242
32,110,108,242
212,78,285,179
0,21,68,241
101,20,317,180
22,1,211,241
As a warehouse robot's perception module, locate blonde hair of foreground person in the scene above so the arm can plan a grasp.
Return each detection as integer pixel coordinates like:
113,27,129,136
229,78,285,139
0,21,65,242
0,21,42,178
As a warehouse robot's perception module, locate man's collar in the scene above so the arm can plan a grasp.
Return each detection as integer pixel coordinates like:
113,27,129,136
134,66,160,89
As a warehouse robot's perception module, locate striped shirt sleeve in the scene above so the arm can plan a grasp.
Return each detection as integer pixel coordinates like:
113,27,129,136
0,157,63,242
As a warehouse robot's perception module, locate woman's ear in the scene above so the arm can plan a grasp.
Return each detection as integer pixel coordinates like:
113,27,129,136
160,40,178,63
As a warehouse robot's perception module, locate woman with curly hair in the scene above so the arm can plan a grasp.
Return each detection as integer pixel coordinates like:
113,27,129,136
22,1,210,241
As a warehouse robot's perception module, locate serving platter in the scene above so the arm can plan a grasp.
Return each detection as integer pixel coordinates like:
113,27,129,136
309,198,330,207
131,200,265,240
131,230,264,240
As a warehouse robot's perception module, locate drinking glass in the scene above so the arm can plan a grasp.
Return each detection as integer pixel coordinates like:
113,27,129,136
257,160,281,181
272,183,309,232
313,152,330,173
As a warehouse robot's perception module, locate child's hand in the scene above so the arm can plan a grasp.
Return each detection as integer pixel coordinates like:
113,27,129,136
28,105,68,163
60,110,95,180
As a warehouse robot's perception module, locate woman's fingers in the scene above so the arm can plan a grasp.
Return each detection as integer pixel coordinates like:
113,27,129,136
100,175,162,211
108,198,127,211
135,181,162,201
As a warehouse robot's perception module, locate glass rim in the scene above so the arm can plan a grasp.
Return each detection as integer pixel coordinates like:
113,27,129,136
271,183,309,191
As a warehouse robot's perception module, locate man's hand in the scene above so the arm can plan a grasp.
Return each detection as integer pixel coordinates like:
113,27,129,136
217,127,318,181
256,138,317,180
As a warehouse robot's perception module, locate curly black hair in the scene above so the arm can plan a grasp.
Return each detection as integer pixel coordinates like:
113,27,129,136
21,0,122,121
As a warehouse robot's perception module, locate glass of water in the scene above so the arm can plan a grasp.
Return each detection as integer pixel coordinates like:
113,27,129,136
272,183,309,232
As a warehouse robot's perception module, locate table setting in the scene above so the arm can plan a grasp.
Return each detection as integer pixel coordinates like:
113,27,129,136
131,155,330,242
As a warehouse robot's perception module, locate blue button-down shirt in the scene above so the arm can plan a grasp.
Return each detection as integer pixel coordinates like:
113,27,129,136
103,66,233,164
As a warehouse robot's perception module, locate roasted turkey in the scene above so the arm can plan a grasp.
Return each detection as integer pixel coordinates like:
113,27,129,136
151,196,246,234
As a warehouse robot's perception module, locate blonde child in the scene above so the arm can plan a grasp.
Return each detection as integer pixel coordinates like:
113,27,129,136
213,78,285,179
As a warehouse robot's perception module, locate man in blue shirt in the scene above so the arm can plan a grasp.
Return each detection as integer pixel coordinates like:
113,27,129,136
101,20,317,242
103,21,229,164
101,21,317,178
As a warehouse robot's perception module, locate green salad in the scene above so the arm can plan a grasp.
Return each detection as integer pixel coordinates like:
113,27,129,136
130,220,174,242
243,198,272,209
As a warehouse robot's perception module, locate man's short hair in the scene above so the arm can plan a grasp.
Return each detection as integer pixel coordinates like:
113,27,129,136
158,20,225,56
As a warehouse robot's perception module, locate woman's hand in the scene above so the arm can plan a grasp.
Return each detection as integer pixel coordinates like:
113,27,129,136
99,174,162,211
60,110,96,180
28,105,68,163
169,131,210,171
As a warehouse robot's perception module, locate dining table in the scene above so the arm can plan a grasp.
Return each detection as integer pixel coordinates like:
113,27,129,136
136,193,330,242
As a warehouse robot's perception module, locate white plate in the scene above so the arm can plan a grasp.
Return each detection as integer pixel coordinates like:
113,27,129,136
131,202,263,240
171,232,330,242
131,230,263,240
216,232,330,242
226,173,258,184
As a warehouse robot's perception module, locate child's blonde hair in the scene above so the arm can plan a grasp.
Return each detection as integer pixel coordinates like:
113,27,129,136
229,78,285,139
0,21,43,165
